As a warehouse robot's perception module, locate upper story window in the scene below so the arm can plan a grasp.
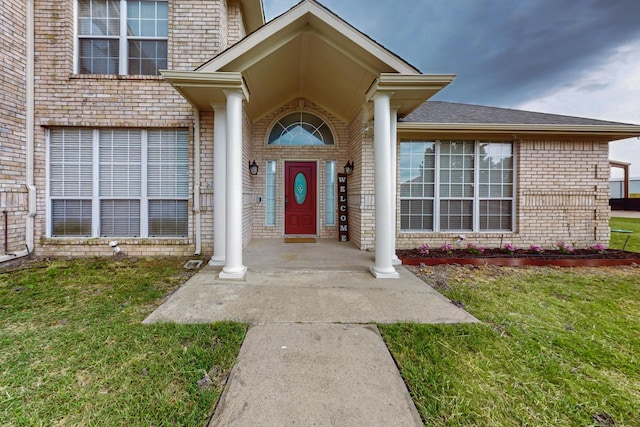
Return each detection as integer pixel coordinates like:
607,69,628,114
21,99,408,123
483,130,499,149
268,112,334,146
77,0,168,75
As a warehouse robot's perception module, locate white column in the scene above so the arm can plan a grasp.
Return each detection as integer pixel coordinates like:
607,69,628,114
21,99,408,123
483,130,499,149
219,90,247,279
209,103,226,266
390,107,401,265
370,92,399,279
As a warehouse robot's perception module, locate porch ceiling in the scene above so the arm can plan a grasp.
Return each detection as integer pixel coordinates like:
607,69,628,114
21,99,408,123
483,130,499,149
162,0,455,123
230,28,387,122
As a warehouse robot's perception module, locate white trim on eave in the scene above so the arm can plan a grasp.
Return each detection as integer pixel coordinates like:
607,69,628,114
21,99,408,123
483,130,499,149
396,122,640,141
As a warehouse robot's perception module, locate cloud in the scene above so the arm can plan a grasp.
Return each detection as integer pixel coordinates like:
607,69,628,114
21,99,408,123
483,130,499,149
265,0,640,106
517,39,640,177
262,0,640,174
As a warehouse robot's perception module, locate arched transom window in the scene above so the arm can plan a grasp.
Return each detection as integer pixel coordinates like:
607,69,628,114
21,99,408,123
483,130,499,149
268,112,334,146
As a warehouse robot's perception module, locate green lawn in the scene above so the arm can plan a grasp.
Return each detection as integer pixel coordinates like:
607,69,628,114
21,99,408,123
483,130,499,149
381,265,640,426
0,257,246,427
610,216,640,252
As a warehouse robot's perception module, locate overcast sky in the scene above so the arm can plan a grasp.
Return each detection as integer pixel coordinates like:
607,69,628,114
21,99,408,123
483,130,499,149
263,0,640,178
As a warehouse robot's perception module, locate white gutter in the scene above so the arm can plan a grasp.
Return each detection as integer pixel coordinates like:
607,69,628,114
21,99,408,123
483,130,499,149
193,108,202,256
2,0,35,263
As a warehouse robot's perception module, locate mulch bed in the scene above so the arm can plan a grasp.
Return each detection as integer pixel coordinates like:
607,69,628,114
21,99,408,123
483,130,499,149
397,248,640,267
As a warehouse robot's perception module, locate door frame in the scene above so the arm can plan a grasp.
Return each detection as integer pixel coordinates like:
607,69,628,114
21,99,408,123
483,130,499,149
282,159,320,236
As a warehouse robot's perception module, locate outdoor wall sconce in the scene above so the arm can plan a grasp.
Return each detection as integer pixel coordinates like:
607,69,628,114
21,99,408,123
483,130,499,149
343,161,354,175
248,160,259,176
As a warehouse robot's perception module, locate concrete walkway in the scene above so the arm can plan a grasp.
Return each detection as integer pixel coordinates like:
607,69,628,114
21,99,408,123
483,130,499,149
144,239,477,425
611,210,640,218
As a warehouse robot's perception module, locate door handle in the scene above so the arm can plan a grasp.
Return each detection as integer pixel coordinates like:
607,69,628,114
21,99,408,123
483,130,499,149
285,196,288,209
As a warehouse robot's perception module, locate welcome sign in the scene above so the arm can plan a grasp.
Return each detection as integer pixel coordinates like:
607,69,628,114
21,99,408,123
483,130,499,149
338,173,348,241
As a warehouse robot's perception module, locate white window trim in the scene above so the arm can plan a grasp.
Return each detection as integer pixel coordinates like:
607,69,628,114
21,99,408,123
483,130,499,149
47,128,189,239
400,140,516,234
74,0,168,75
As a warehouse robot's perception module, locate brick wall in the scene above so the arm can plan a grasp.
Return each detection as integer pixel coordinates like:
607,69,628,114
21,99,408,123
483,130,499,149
396,138,612,250
248,98,350,239
0,0,28,254
33,0,249,257
347,110,376,250
516,139,611,247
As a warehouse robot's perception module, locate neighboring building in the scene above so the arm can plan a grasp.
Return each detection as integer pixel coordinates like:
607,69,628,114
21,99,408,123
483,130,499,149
2,0,640,277
610,178,640,198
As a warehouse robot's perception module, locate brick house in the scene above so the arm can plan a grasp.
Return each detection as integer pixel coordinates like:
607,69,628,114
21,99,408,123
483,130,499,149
2,0,640,278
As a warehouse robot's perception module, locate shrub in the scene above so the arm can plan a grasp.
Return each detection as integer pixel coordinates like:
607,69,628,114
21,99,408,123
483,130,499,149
503,243,517,254
529,244,544,254
441,243,453,254
467,243,485,255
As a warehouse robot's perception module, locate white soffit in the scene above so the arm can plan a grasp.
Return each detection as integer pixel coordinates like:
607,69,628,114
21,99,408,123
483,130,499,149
193,0,426,121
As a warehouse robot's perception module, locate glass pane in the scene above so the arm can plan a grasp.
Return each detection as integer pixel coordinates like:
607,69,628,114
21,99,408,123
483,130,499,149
440,200,472,231
157,1,168,19
147,129,189,197
399,199,433,231
128,40,167,75
141,1,156,19
79,39,119,74
268,112,334,145
266,161,277,226
78,0,120,36
479,200,512,231
148,200,188,237
99,130,142,197
49,129,94,198
100,200,140,237
325,161,336,226
293,173,307,205
52,200,92,237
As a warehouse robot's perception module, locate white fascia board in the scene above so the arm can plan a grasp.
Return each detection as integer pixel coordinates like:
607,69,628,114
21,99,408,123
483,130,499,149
366,73,457,101
396,122,640,140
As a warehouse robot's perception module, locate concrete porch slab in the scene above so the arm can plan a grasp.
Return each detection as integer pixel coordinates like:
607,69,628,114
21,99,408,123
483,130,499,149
143,264,477,324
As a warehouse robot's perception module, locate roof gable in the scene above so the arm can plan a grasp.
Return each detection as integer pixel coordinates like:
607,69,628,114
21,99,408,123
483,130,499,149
198,0,419,75
192,0,423,121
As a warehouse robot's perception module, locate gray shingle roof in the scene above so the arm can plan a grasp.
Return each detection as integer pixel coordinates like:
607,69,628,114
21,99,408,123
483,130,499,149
401,101,636,126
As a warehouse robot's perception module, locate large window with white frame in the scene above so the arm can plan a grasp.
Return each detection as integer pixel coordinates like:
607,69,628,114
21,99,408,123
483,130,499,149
400,140,514,232
49,128,189,238
77,0,168,75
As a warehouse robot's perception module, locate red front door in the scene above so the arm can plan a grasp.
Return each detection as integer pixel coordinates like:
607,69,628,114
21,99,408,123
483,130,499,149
285,161,316,235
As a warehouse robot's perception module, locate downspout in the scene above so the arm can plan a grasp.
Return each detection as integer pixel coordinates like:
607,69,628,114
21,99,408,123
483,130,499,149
1,0,35,263
193,108,202,255
25,0,36,256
